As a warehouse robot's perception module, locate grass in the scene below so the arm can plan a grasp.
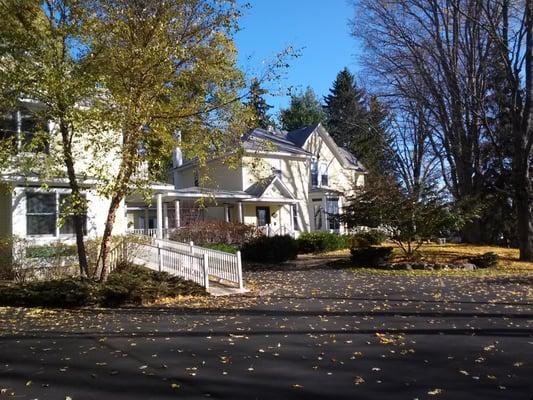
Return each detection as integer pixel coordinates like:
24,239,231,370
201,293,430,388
328,243,533,276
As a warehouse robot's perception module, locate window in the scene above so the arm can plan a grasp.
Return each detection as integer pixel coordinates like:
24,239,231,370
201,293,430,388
256,206,270,226
193,169,199,187
26,193,56,235
313,199,322,230
0,108,49,154
319,161,328,187
59,194,87,235
292,204,300,231
310,159,318,187
272,167,282,179
326,197,340,230
0,111,18,153
26,191,87,236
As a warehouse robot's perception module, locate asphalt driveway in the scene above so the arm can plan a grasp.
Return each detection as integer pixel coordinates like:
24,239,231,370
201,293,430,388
0,265,532,399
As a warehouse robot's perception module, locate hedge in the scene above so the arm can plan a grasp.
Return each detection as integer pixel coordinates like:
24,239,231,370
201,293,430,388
297,232,351,254
350,246,394,267
0,263,206,308
241,235,298,263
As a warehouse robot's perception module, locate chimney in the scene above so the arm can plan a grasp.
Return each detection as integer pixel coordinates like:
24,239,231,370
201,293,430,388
173,130,183,189
172,130,183,168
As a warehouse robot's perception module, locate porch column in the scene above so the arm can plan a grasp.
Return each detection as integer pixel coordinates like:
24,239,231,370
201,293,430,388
163,202,169,238
322,197,328,232
290,203,295,234
224,204,230,222
338,197,344,234
237,201,243,223
144,207,149,234
174,200,181,228
156,193,163,239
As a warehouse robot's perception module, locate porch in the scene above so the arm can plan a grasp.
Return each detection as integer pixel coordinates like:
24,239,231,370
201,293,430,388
126,185,301,240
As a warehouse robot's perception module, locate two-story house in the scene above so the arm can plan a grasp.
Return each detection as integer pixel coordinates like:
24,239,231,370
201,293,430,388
126,123,366,237
0,101,130,246
1,109,364,247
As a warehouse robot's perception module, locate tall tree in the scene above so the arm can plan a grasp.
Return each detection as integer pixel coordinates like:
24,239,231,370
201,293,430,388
247,78,274,129
279,86,326,131
323,68,367,148
0,0,100,277
86,0,251,280
475,0,533,259
353,0,500,243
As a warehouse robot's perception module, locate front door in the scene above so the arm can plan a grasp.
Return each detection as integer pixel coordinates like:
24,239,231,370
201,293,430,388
256,206,271,226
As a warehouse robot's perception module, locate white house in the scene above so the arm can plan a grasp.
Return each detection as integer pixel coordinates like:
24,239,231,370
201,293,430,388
0,104,365,247
126,124,366,238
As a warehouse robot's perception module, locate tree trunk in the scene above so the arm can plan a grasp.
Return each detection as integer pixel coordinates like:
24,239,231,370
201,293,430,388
516,0,533,261
59,120,90,277
96,195,123,282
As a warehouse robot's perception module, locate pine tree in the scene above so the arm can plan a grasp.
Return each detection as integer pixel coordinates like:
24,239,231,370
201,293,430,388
279,86,326,131
247,78,274,129
324,68,393,177
323,68,367,148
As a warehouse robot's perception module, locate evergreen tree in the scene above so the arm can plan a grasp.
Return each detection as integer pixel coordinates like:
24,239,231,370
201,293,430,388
279,87,326,131
323,68,367,148
324,68,394,177
247,78,274,129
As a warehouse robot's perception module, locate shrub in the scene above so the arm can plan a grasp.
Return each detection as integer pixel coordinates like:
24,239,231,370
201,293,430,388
241,235,298,263
468,252,499,269
0,263,206,308
0,278,97,307
202,243,239,254
352,230,387,247
26,244,77,259
169,220,260,246
100,262,205,306
350,246,394,267
297,232,351,254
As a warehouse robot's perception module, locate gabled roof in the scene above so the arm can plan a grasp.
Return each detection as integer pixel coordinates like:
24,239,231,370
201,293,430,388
284,124,319,147
242,128,311,156
245,175,295,200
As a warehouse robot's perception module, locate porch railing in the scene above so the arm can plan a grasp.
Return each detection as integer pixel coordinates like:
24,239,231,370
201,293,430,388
130,241,209,289
155,238,243,289
259,224,294,238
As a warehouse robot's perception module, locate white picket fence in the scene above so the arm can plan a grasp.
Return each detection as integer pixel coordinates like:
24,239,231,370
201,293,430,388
130,242,209,289
154,238,243,290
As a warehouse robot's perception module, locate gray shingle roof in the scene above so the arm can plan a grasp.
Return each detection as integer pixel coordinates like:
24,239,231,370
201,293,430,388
242,128,312,156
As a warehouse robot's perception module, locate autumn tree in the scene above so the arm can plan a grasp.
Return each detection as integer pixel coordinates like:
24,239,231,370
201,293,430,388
85,0,251,280
279,86,326,131
0,0,101,277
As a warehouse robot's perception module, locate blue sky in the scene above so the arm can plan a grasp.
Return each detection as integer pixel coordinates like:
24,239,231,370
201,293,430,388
235,0,362,117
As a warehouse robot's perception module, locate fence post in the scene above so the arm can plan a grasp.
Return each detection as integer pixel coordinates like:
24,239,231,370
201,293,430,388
190,241,195,255
157,242,162,272
236,250,244,290
203,253,209,290
122,239,128,263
